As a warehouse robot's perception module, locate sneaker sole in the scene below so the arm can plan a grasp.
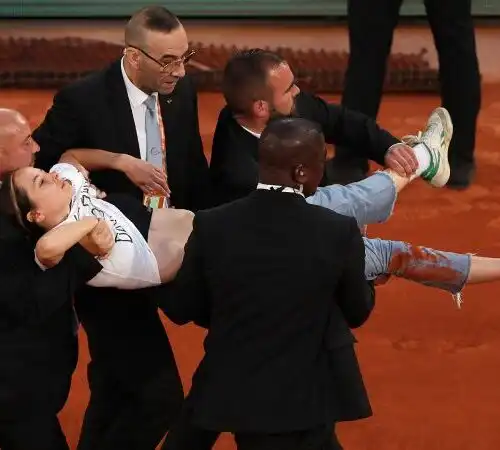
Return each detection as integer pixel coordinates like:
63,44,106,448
430,107,453,187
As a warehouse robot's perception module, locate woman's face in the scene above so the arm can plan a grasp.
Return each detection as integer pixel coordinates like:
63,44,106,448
14,167,72,225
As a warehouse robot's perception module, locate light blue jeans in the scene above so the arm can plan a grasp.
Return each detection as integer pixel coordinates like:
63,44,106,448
307,172,470,294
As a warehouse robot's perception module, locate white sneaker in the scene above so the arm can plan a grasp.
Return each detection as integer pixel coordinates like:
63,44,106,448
402,107,453,188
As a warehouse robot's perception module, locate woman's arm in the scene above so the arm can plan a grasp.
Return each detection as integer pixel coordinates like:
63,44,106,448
35,217,100,269
79,219,115,260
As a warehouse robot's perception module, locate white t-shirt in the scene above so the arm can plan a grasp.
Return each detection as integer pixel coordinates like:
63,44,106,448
36,163,161,289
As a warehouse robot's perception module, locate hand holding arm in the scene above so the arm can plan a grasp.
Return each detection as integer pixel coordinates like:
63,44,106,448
60,150,170,197
35,217,100,268
79,218,115,259
35,218,114,269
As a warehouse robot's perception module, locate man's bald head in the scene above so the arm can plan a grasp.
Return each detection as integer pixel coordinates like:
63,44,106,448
258,117,326,196
0,108,39,177
259,117,324,167
0,108,26,135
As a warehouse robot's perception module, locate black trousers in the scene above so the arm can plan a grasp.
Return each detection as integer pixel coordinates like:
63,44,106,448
334,0,481,182
0,415,68,450
75,290,184,450
234,428,342,450
161,407,343,450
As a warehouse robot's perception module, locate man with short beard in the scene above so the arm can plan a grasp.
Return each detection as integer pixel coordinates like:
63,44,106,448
209,48,432,206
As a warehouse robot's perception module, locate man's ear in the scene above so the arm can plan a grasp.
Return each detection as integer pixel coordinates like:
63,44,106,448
124,47,141,69
292,164,307,184
252,100,269,119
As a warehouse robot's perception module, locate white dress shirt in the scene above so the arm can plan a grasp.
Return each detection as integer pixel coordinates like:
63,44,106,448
120,57,158,161
240,124,261,138
256,183,305,197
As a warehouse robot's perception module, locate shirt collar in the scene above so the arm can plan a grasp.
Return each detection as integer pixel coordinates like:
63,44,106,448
240,124,261,138
120,57,156,108
240,123,304,198
256,183,305,198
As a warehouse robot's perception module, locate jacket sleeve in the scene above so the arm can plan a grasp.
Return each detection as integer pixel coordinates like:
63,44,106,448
334,218,376,328
297,92,399,166
210,111,259,206
32,86,83,171
185,78,212,211
0,230,102,326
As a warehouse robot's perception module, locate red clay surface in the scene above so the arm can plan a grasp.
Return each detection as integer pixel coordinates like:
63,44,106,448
3,86,500,449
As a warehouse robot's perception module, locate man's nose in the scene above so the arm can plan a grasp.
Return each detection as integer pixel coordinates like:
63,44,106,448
171,62,185,78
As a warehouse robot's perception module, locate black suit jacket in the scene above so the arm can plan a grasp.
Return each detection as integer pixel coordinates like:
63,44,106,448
210,93,399,205
160,189,374,432
33,59,211,211
0,213,101,421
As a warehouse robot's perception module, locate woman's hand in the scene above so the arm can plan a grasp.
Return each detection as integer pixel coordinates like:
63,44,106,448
80,219,114,258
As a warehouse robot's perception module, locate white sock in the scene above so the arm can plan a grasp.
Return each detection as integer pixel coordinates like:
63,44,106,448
413,143,431,177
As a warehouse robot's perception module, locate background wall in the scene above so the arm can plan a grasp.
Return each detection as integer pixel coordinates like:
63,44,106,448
0,0,499,17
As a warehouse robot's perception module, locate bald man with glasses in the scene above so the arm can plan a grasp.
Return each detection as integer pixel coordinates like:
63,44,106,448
33,6,210,450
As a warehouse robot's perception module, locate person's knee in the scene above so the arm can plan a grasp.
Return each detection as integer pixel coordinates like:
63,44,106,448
364,238,393,280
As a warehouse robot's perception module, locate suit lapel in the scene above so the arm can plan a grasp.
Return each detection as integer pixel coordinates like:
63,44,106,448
105,60,142,159
158,93,175,150
158,92,180,174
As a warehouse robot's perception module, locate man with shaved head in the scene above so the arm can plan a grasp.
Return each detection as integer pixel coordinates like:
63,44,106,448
0,109,103,449
0,108,38,171
159,117,373,449
32,6,209,448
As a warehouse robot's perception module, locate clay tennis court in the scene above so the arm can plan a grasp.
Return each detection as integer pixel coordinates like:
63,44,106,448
3,81,500,449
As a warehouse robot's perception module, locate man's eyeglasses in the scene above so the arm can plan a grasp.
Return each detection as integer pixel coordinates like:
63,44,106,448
127,45,196,73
